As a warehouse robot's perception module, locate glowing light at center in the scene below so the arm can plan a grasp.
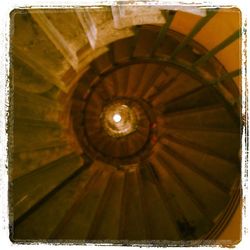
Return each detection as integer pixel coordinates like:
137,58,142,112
101,101,138,138
113,114,121,123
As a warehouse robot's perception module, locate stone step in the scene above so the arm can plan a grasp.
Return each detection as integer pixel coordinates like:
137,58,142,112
88,169,125,240
13,125,64,153
135,63,163,98
119,168,147,240
156,147,229,220
55,161,113,239
112,36,133,63
12,97,81,151
139,165,181,240
150,153,212,238
11,10,72,93
13,164,94,240
133,26,160,58
160,137,239,190
152,72,203,108
164,128,240,163
11,56,53,94
14,88,72,129
12,144,74,180
163,85,221,113
30,10,89,71
161,104,239,129
145,67,180,102
126,63,146,96
12,153,84,221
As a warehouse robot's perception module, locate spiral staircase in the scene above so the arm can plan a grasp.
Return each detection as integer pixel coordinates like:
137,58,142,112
9,6,242,245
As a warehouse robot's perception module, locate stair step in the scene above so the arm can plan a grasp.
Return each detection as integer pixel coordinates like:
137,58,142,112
113,37,133,63
56,161,113,239
119,169,147,240
157,148,229,219
12,144,74,180
41,10,89,60
12,153,83,221
152,73,202,107
76,71,99,99
14,88,62,122
71,99,85,112
146,67,180,101
154,31,180,58
71,111,84,127
12,11,71,92
13,125,66,153
162,105,239,129
127,63,146,96
150,155,213,238
135,63,162,97
88,170,125,240
30,11,80,70
163,85,221,113
12,56,53,94
161,137,239,189
84,97,103,117
13,164,94,240
102,76,117,97
164,129,240,163
128,132,146,154
103,75,118,98
115,66,130,96
139,64,165,98
93,52,113,74
139,166,181,240
133,27,159,58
